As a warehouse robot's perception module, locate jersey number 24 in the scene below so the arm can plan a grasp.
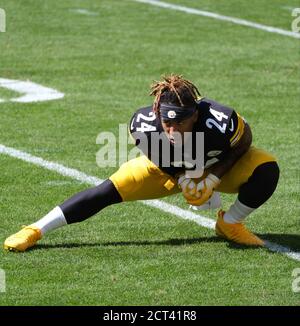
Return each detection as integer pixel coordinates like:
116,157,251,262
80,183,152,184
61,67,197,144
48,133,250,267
206,108,228,133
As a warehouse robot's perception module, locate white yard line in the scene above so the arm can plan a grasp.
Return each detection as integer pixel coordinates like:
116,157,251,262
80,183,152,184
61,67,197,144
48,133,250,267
133,0,300,39
0,78,64,103
1,143,300,261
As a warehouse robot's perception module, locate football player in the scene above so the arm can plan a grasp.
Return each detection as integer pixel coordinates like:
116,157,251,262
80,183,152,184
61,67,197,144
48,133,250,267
4,75,279,252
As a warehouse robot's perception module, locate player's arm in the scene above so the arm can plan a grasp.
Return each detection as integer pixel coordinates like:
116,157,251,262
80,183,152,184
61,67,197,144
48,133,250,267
178,108,251,206
178,120,252,207
209,122,252,178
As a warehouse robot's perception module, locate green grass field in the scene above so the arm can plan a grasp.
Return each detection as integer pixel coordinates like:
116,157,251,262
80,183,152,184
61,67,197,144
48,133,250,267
0,0,299,306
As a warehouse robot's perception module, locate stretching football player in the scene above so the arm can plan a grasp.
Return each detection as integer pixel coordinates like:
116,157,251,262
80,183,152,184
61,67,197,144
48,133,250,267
4,75,279,252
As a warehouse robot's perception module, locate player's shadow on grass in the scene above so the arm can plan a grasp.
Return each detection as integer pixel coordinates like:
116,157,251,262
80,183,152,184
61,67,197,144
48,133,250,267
225,233,300,251
32,234,300,252
34,236,224,250
258,233,300,252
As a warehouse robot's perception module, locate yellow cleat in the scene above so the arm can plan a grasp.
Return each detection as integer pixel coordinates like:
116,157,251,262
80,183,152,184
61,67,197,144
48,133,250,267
215,210,264,246
4,226,42,252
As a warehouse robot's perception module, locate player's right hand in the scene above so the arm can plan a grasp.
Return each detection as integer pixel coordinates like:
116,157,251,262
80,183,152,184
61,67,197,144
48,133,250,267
177,174,202,203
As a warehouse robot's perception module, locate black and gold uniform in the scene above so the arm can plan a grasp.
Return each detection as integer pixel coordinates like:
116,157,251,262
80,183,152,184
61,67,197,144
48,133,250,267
129,98,245,175
3,75,280,251
110,99,276,201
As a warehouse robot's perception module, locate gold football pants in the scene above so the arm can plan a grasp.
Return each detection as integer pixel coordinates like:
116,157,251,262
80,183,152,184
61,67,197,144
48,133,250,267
109,147,277,201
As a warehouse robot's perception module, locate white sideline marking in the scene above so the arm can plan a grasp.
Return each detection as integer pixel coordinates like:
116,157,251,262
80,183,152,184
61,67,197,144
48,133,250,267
70,9,98,16
0,144,100,185
146,199,216,229
1,143,300,262
45,180,85,186
0,78,64,103
133,0,300,39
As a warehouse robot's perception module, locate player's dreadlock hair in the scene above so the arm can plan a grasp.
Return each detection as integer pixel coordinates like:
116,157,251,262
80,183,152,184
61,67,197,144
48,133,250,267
150,74,201,115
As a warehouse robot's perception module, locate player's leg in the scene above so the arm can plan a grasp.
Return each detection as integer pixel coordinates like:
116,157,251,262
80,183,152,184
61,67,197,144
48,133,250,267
3,179,123,252
214,147,280,246
4,155,179,252
109,155,180,201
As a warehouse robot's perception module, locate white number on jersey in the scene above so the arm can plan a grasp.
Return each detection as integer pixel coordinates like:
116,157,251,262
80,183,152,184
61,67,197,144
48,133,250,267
205,157,219,168
136,122,156,133
134,111,157,132
209,108,228,121
136,111,156,122
206,108,229,133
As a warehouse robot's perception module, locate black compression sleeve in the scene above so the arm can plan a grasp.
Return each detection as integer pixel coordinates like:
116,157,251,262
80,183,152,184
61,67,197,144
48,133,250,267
59,179,122,224
238,161,280,208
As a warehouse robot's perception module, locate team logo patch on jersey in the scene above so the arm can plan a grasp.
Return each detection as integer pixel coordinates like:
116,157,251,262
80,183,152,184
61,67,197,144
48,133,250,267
207,150,223,157
167,110,176,119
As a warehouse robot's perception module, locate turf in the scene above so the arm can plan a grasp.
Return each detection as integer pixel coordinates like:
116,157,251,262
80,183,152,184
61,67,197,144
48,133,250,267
0,0,299,305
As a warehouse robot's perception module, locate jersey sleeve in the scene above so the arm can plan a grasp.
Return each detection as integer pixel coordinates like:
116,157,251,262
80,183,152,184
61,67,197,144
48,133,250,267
128,106,158,151
226,110,245,147
201,99,246,149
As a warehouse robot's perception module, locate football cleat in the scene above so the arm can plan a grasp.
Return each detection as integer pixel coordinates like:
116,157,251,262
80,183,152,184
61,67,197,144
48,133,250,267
4,226,42,252
215,210,264,246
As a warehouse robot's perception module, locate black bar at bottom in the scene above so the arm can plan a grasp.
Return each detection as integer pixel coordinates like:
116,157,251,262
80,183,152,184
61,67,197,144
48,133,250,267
0,306,299,322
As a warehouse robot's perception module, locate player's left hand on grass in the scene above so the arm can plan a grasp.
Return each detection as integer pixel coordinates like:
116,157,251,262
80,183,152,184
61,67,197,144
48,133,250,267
178,173,221,206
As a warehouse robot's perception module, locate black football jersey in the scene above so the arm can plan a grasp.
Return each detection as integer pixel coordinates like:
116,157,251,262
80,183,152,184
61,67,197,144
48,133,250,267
129,98,245,177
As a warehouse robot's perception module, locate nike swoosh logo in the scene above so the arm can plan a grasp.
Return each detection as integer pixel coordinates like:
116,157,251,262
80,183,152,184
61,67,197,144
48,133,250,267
229,119,234,132
130,117,135,131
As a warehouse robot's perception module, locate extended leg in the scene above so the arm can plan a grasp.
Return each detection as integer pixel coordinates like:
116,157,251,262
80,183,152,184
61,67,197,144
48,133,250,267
4,180,122,252
4,155,178,252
